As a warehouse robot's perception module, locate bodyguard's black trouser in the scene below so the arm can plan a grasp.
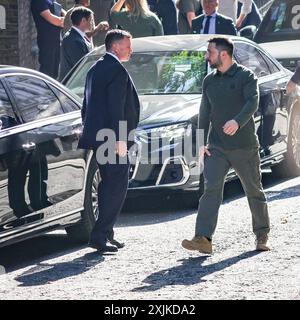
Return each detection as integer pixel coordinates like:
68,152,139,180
90,156,130,246
196,146,270,239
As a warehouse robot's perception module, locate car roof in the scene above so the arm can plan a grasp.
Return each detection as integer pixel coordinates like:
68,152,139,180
90,34,253,56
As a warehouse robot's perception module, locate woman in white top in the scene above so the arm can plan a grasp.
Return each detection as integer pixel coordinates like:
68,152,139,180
217,0,253,28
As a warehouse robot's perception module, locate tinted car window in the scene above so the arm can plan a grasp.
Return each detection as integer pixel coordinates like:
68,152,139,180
234,43,271,77
50,85,80,113
66,56,96,99
0,81,18,129
6,75,64,122
66,51,207,98
255,0,300,42
125,51,206,95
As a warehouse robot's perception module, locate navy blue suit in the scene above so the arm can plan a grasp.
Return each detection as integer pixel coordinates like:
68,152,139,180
79,53,140,247
192,13,237,35
59,28,91,81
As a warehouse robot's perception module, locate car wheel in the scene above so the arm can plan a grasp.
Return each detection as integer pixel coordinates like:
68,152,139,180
272,107,300,178
65,157,99,243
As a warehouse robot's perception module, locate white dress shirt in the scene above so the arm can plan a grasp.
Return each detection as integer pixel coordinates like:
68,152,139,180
218,0,252,23
201,12,217,34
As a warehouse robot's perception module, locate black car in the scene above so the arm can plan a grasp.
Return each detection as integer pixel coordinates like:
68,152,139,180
64,35,300,202
0,67,98,248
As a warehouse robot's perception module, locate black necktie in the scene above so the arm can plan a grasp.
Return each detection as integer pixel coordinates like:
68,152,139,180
203,16,212,34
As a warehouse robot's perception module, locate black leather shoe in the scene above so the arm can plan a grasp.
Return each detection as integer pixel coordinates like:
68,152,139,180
108,238,125,249
107,231,125,249
89,242,118,253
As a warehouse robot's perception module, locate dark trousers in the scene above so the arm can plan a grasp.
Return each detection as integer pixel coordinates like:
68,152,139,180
8,149,49,214
90,158,130,246
196,146,270,239
38,40,60,79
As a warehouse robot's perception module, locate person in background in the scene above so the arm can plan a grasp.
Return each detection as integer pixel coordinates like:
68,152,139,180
90,0,116,46
148,0,178,35
218,0,253,28
237,0,262,29
176,0,202,34
31,0,66,79
192,0,237,35
286,65,300,94
110,0,163,38
64,0,109,45
59,7,94,81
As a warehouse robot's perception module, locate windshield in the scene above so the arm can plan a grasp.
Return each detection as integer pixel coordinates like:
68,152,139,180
65,50,206,100
255,0,300,43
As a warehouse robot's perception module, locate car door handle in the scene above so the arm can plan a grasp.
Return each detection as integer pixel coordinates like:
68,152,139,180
37,104,49,110
22,142,36,151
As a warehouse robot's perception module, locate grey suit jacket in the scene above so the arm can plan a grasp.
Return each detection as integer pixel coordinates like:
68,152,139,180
59,28,91,81
192,13,237,36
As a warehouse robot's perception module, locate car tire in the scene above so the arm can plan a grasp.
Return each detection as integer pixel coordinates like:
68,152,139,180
272,107,300,178
65,157,99,243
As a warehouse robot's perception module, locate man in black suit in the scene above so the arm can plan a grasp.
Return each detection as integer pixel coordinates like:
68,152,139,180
78,29,140,253
192,0,237,35
59,7,93,80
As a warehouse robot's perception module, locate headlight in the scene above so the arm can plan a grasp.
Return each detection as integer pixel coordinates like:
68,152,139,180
136,123,192,142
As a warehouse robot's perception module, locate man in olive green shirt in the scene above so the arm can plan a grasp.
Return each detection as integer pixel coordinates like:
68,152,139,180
182,37,270,254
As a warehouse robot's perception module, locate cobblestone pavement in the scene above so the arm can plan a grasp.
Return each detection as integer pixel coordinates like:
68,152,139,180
0,175,299,300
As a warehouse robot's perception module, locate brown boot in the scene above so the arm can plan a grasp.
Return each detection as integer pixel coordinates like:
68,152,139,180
182,236,212,254
256,234,270,251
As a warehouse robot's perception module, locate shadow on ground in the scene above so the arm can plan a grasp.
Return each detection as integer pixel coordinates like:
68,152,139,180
15,251,105,287
132,251,261,292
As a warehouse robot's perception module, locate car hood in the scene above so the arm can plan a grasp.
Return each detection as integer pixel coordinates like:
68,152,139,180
259,40,300,60
138,94,201,128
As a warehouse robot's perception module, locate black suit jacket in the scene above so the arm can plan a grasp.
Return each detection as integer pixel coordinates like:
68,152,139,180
59,28,91,80
192,13,237,36
78,54,140,150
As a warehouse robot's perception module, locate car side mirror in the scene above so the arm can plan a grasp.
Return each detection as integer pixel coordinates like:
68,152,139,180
239,25,257,40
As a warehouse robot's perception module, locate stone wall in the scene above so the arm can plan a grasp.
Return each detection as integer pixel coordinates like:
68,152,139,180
0,0,19,66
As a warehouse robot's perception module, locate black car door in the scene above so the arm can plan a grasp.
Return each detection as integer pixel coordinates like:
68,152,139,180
3,74,85,223
0,79,44,236
234,42,289,158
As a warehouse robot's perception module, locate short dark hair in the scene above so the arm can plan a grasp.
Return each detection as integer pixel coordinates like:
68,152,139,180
208,37,234,57
74,0,81,4
70,7,92,26
105,29,132,51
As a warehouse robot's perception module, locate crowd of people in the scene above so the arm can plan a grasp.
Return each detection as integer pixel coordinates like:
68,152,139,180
30,0,264,81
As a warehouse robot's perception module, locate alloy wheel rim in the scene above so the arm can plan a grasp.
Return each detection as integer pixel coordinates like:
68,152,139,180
91,169,101,221
291,114,300,168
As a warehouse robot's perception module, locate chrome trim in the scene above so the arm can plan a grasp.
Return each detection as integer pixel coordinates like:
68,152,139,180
129,156,140,181
0,208,84,239
0,110,81,138
129,156,190,190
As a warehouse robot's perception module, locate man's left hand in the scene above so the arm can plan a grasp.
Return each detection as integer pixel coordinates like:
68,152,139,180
223,120,239,136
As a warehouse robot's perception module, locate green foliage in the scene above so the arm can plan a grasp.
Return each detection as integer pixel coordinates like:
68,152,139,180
158,51,206,93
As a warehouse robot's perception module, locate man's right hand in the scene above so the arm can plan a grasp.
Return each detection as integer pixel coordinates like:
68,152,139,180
116,141,127,157
199,145,211,158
